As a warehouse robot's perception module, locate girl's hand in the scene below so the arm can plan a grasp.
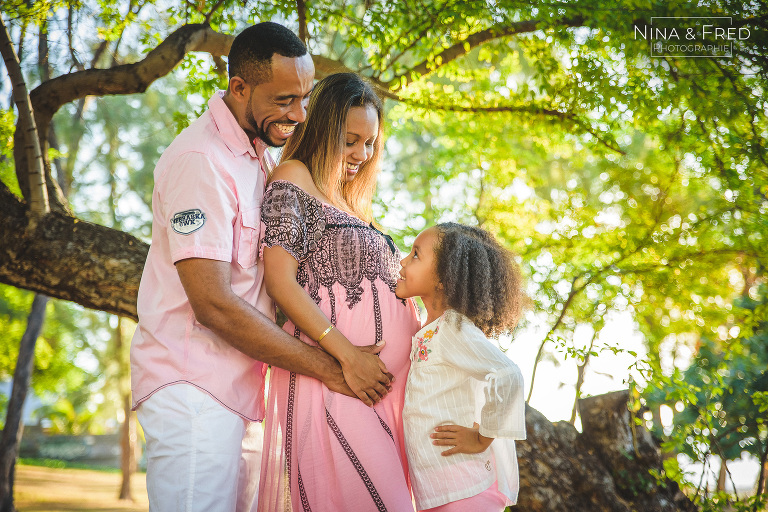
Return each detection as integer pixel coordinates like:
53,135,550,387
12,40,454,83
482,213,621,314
431,422,494,456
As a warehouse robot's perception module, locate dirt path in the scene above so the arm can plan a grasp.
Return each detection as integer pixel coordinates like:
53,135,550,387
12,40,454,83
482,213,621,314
14,464,148,512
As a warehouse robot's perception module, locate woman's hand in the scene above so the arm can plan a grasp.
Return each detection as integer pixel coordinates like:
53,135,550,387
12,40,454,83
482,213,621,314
337,343,393,406
431,422,494,456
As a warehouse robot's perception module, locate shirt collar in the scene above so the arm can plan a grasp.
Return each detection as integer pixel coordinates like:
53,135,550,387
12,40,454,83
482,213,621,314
208,90,264,160
415,314,443,338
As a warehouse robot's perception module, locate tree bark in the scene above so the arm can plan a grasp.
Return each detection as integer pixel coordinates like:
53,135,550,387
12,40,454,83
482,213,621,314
0,294,49,512
5,17,25,110
513,390,696,511
756,439,768,499
0,182,146,320
0,17,52,511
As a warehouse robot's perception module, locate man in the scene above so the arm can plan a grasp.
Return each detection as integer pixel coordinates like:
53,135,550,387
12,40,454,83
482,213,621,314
130,22,392,511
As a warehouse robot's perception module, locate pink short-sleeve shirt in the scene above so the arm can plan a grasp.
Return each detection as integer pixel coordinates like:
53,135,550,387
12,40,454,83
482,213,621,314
130,91,275,421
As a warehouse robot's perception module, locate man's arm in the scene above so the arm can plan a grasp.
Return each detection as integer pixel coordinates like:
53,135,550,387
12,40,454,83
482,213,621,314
176,257,367,398
262,244,393,405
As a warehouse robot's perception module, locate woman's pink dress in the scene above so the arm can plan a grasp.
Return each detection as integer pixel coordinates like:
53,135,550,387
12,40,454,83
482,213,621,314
258,180,421,512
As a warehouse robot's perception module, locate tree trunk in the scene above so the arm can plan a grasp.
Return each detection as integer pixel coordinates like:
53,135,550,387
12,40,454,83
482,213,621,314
5,18,25,110
102,102,137,499
651,405,662,435
570,330,597,424
115,314,136,501
118,394,136,501
717,456,727,492
512,390,696,511
756,439,768,500
0,294,49,512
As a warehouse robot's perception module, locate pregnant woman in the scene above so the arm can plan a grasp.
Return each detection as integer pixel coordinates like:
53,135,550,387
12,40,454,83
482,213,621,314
258,72,420,511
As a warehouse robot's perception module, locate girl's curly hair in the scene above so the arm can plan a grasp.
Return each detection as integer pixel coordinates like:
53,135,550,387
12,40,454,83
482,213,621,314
434,223,525,338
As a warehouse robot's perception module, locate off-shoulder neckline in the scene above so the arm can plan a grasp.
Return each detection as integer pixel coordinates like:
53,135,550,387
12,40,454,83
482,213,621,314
267,179,364,223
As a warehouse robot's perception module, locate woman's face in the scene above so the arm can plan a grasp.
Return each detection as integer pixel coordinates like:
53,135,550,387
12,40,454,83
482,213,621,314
343,105,378,183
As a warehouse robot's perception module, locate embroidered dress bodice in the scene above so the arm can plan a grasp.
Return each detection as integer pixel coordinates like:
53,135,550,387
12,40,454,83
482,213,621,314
261,179,401,344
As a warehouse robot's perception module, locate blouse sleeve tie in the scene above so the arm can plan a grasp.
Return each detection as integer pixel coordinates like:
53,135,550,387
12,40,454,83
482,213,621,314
485,371,505,403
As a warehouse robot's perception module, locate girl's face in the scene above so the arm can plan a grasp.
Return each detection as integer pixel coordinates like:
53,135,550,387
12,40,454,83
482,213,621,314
396,226,441,302
342,105,378,183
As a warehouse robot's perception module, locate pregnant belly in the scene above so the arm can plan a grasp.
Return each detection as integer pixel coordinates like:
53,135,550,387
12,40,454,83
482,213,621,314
300,282,420,379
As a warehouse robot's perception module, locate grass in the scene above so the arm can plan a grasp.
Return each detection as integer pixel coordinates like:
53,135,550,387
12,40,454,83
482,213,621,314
14,463,148,512
18,458,126,473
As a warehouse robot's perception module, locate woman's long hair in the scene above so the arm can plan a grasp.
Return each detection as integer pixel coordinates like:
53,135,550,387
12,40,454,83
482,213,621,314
280,73,383,222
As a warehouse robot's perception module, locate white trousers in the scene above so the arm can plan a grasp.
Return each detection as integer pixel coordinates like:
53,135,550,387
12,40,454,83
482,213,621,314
136,384,263,512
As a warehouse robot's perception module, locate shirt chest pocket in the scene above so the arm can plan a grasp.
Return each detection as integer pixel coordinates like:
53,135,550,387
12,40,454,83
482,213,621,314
235,205,261,269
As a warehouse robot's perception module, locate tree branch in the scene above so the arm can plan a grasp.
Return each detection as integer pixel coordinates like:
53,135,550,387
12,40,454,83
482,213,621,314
376,2,447,80
384,16,584,90
31,24,232,123
0,180,145,320
570,328,598,424
108,1,142,68
312,54,398,100
405,101,568,116
527,273,584,402
401,99,625,154
14,23,233,212
296,0,308,44
1,13,49,223
67,4,83,71
204,0,228,24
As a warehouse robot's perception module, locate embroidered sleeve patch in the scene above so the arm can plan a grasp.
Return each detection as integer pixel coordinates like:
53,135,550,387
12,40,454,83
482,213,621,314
171,209,206,234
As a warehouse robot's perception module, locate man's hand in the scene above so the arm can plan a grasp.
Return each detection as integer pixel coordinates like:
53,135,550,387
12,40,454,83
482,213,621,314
315,346,355,397
338,341,393,406
320,342,393,406
431,422,494,456
357,341,395,392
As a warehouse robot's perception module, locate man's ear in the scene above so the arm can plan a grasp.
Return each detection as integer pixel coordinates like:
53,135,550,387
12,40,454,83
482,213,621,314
228,76,249,100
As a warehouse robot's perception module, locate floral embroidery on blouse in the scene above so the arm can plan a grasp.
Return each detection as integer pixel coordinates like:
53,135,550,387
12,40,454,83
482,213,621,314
414,326,439,362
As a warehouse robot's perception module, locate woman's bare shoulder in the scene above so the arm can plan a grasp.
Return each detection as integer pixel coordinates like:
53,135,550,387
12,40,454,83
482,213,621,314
269,160,314,189
269,160,329,203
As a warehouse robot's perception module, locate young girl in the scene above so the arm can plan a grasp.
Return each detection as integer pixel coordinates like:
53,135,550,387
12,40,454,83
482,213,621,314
396,222,527,512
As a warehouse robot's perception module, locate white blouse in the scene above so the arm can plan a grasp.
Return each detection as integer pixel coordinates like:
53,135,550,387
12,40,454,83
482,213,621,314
403,310,526,510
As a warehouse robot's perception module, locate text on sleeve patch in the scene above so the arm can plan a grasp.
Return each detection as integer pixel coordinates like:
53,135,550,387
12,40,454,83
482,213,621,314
171,209,206,234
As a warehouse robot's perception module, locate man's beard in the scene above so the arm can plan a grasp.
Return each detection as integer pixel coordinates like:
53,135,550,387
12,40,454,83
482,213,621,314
245,97,286,148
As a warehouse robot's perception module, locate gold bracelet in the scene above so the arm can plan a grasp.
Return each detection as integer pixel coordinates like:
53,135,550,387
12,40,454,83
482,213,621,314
317,325,334,343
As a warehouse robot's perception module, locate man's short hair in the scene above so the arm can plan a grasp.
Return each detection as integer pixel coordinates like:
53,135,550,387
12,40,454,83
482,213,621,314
228,22,308,86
